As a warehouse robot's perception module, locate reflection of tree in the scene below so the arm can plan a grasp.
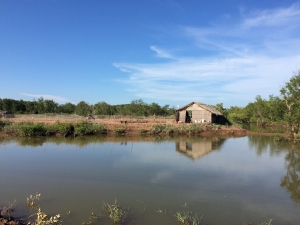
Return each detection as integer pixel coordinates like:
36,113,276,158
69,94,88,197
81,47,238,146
247,136,290,156
280,150,300,203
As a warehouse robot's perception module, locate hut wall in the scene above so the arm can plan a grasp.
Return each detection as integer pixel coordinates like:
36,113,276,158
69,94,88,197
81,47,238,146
179,110,186,122
186,104,212,123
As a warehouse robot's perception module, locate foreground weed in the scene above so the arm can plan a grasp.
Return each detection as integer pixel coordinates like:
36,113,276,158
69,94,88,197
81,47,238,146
82,212,98,225
103,200,127,224
258,219,273,225
27,193,41,209
0,200,16,219
34,207,62,225
174,211,202,225
27,193,61,225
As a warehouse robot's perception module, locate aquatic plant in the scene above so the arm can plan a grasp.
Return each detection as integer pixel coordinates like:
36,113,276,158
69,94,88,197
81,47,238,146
27,193,41,209
34,207,62,225
26,193,61,225
174,211,202,225
82,212,98,225
103,200,127,224
0,200,16,219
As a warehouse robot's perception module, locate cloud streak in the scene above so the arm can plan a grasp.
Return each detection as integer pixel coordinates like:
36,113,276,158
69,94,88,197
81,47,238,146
114,3,300,107
21,93,70,103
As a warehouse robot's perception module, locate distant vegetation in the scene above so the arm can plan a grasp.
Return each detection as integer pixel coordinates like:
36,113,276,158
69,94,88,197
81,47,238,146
1,70,300,138
0,98,175,117
213,70,300,138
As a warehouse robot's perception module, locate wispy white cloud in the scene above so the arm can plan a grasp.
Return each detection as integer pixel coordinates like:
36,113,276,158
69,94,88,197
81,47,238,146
114,3,300,107
21,93,69,103
242,3,300,28
150,46,175,59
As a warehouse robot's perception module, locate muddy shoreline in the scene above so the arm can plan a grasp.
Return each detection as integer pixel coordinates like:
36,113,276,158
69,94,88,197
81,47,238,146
0,117,288,138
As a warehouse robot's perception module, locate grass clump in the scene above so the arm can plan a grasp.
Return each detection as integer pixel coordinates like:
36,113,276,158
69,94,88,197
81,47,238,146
50,122,74,137
6,122,48,137
103,200,127,224
74,121,106,136
113,127,126,134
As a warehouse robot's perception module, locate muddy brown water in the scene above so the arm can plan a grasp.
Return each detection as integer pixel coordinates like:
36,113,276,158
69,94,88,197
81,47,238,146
0,135,299,225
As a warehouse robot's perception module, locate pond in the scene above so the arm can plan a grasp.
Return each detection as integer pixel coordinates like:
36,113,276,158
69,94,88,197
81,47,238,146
0,135,299,225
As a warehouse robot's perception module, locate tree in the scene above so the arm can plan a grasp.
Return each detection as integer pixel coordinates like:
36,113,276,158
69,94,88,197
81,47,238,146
280,70,300,137
75,101,92,116
58,102,76,114
94,101,112,115
44,100,58,113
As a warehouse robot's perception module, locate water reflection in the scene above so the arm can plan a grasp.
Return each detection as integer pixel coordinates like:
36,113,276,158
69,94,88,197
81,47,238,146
1,135,300,224
176,137,226,159
248,135,300,203
281,150,300,203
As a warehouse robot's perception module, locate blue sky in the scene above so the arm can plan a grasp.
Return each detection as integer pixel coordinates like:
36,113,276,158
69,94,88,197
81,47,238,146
1,0,300,108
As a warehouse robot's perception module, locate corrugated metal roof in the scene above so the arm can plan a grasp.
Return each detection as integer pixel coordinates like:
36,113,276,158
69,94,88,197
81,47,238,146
176,102,223,116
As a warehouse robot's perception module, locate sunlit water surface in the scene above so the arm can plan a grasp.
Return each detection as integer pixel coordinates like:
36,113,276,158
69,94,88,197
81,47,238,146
0,136,299,225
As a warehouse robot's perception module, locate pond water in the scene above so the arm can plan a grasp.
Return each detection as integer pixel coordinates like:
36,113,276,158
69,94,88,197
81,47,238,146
0,135,299,225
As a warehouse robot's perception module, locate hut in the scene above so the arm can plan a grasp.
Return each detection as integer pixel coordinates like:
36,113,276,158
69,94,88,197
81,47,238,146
0,110,14,119
176,102,223,123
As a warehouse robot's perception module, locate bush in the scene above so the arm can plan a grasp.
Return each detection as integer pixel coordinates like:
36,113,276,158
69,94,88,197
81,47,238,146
18,123,47,137
51,122,74,136
0,120,12,131
74,121,106,136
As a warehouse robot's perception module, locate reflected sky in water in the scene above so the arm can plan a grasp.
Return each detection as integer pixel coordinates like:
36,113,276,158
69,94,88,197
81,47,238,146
0,136,299,225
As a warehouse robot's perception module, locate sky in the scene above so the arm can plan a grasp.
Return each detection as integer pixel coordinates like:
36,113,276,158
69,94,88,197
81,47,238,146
1,0,300,108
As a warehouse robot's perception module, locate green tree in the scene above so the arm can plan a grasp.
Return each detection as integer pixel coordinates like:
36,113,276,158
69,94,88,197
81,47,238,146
58,102,76,114
280,70,300,136
75,101,92,116
94,101,112,115
44,100,58,113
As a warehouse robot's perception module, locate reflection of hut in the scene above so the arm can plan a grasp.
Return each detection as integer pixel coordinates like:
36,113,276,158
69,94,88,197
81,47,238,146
0,111,14,118
176,137,226,160
177,140,212,159
176,102,223,123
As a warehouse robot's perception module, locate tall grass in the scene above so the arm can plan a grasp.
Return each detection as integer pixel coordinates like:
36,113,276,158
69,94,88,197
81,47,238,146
1,121,107,137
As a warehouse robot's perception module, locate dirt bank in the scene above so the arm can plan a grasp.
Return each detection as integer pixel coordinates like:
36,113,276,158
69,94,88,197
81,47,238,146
0,117,288,138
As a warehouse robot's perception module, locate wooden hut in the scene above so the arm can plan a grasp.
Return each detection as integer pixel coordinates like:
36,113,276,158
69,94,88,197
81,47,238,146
0,110,14,119
176,102,223,123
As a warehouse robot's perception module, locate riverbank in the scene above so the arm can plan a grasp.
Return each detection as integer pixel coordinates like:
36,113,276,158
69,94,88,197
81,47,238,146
0,117,288,138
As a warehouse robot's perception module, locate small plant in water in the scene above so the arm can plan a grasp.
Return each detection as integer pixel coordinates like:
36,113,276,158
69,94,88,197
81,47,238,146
34,207,62,225
26,193,62,225
27,193,41,209
174,211,202,225
103,200,127,224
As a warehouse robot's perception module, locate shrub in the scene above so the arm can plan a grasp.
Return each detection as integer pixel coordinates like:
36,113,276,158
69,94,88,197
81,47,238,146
74,121,106,136
17,123,47,137
0,120,12,131
51,122,74,136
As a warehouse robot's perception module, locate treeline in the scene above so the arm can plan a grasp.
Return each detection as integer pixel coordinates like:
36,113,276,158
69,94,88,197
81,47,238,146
212,70,300,137
0,98,176,117
213,95,285,125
